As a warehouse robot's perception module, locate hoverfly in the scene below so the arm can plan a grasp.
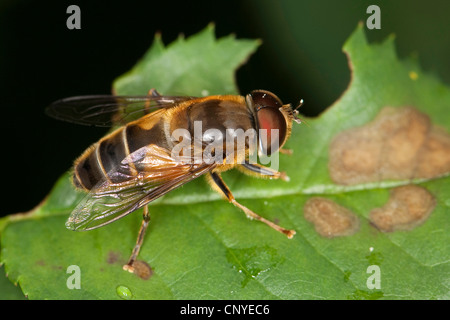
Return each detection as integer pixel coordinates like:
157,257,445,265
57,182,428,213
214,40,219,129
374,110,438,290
47,89,303,273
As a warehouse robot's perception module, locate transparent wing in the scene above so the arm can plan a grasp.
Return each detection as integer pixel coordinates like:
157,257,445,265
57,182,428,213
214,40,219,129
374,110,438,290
46,95,195,127
66,144,215,231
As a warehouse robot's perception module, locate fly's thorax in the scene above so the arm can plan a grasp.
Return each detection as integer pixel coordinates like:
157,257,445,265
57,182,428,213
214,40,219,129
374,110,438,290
187,95,253,133
167,96,257,165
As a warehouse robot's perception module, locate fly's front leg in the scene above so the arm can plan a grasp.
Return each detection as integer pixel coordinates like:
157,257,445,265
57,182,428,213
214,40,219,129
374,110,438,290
279,148,293,155
239,161,290,182
123,205,151,273
208,171,295,239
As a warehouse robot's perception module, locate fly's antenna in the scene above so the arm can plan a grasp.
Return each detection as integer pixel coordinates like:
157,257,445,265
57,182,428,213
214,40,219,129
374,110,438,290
295,99,304,111
292,99,306,125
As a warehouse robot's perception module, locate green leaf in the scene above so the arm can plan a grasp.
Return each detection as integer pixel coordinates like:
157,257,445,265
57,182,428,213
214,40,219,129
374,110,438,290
113,23,261,97
0,266,26,300
1,24,449,300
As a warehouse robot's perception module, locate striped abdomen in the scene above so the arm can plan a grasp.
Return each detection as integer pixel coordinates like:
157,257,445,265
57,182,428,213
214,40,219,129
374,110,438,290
73,110,168,191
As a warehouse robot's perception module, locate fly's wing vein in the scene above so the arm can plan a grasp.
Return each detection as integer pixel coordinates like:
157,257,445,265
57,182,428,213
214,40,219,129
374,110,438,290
67,144,215,231
46,95,196,127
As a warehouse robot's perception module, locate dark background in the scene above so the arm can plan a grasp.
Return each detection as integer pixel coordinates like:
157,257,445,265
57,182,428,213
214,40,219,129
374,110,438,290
1,0,449,216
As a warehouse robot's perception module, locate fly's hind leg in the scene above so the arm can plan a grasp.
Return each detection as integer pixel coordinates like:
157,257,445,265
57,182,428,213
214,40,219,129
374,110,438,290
123,205,151,273
208,171,295,239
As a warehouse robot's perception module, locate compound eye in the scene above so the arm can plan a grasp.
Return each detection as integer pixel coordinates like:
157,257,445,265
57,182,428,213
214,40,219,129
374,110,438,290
250,90,282,109
250,91,287,155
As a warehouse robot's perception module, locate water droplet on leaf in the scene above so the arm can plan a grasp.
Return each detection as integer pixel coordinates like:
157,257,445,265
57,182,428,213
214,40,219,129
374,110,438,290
116,285,133,300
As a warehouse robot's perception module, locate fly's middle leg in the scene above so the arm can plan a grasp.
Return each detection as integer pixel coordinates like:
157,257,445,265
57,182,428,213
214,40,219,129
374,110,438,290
207,171,296,239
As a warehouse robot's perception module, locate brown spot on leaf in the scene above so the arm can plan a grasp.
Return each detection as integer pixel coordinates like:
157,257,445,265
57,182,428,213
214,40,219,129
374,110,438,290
35,260,46,266
369,185,435,232
416,126,450,179
304,197,360,238
329,107,450,185
107,251,123,264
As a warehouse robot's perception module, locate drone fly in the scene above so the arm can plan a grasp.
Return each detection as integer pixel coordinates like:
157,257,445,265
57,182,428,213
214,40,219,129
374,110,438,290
47,89,303,273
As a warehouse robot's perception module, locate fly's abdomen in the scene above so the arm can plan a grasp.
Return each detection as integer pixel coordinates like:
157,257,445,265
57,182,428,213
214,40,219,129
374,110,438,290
72,144,104,191
73,127,131,190
73,113,170,191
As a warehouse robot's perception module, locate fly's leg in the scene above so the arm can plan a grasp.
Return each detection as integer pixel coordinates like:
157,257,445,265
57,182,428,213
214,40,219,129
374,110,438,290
144,88,162,114
279,148,293,155
148,88,161,97
123,205,151,273
208,171,295,239
239,161,290,182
